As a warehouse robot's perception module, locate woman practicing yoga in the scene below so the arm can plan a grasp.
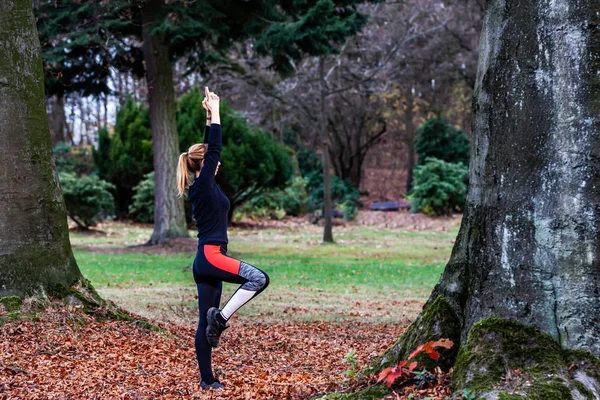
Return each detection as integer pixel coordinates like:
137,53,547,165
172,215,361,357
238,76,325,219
176,87,270,390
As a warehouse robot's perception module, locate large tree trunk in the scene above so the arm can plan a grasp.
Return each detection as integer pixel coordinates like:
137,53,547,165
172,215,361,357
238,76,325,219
319,57,334,243
142,0,188,245
0,0,82,297
375,0,600,398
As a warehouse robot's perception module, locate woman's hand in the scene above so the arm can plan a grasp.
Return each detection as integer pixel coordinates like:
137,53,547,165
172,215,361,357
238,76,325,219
204,86,220,125
202,97,211,119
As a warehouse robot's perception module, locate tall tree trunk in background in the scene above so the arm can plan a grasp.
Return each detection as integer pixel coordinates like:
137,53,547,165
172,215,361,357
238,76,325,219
117,73,124,105
67,96,76,143
142,0,188,245
47,94,68,147
132,75,139,102
65,96,74,145
0,0,82,297
405,88,416,194
375,0,600,397
319,57,333,243
347,158,362,189
96,96,102,132
103,93,108,127
77,97,87,145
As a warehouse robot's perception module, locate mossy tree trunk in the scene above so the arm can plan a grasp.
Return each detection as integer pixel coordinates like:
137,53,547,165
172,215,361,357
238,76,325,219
142,0,188,245
376,0,600,398
0,0,82,298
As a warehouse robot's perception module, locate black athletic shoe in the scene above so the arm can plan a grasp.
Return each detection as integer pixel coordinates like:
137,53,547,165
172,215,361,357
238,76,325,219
200,380,224,390
206,307,228,347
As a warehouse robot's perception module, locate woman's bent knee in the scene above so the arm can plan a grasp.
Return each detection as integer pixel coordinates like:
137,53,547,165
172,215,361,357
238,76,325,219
239,262,269,291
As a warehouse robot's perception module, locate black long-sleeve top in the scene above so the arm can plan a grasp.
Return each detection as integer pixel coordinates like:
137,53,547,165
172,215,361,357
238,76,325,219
188,123,230,246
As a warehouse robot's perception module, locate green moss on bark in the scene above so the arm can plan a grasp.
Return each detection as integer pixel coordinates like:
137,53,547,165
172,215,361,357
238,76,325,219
0,296,22,312
0,311,21,322
453,317,600,399
570,380,595,400
530,379,573,400
49,281,163,332
498,393,525,400
372,296,461,374
317,384,389,400
0,243,81,298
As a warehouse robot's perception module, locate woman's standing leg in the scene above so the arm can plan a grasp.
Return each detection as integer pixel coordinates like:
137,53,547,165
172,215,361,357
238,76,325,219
194,280,222,386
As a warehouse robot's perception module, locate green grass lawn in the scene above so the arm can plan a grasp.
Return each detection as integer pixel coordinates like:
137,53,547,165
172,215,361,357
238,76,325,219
71,219,460,323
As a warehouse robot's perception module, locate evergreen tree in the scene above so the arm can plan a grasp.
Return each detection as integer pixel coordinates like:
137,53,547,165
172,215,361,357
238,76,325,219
36,1,141,98
92,98,153,218
415,117,471,166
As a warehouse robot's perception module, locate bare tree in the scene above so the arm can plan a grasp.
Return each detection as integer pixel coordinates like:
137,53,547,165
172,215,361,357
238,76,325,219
327,91,387,187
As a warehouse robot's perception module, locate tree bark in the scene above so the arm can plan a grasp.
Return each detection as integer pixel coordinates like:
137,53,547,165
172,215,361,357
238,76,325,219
405,88,416,193
142,0,188,245
375,0,600,397
319,57,334,243
0,0,82,297
47,94,68,147
77,97,88,145
103,93,108,127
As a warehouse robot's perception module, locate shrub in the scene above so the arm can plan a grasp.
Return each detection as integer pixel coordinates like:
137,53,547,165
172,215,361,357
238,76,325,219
292,147,362,220
280,176,309,216
415,117,470,166
409,157,468,216
58,172,115,229
306,173,361,220
296,148,322,190
53,142,95,175
128,171,195,225
334,178,362,221
129,172,155,223
235,176,309,220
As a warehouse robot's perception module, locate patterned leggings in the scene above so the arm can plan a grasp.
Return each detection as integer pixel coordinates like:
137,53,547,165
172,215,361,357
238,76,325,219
192,244,269,383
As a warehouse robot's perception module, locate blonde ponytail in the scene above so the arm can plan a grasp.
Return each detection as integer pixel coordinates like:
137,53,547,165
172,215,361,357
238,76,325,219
177,152,191,198
176,144,208,197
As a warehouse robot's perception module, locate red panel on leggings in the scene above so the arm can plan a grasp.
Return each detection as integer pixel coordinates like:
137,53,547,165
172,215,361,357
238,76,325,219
204,245,241,275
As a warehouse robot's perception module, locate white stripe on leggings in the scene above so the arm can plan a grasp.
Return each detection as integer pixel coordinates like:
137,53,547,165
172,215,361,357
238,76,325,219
220,289,257,320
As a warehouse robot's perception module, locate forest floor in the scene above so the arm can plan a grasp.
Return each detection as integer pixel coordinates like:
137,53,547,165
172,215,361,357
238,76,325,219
0,211,462,399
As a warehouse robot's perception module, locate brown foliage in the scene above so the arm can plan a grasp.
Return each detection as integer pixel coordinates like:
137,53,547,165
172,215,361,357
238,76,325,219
0,307,410,399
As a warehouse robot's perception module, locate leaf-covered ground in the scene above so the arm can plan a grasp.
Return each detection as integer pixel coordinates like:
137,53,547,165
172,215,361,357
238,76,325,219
1,214,462,399
0,306,407,399
0,305,460,399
